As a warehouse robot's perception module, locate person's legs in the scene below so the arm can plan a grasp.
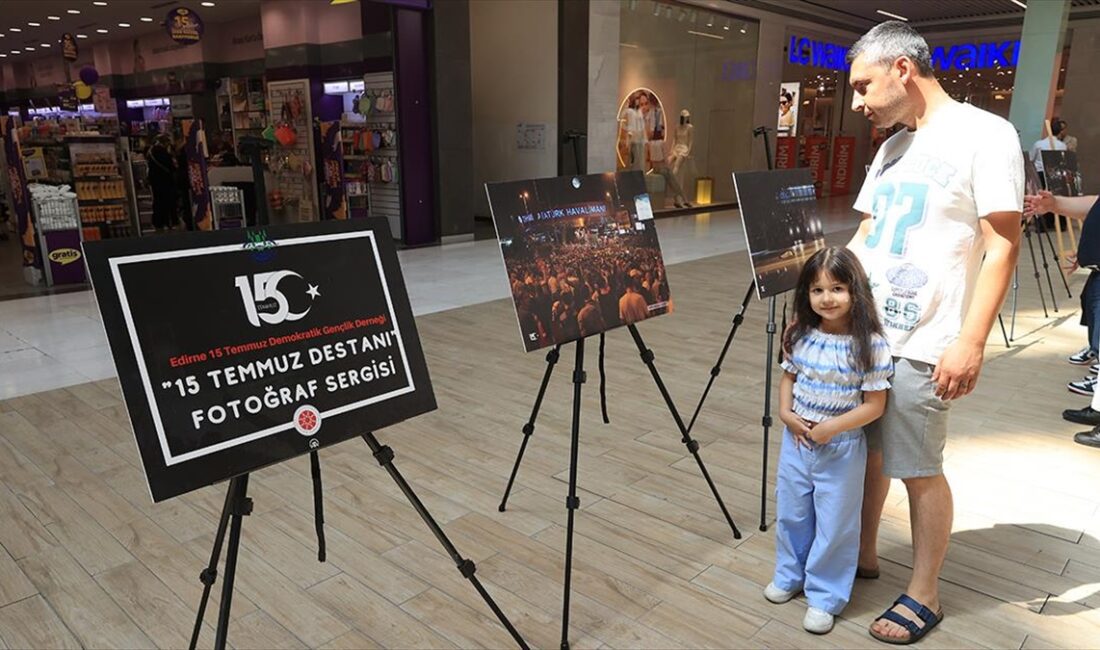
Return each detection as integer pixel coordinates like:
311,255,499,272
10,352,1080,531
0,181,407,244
1084,272,1100,354
772,431,815,593
858,449,890,572
804,432,866,615
870,474,952,640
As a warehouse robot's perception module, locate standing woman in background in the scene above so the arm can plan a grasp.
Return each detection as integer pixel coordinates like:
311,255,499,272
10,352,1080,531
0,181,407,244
147,135,178,232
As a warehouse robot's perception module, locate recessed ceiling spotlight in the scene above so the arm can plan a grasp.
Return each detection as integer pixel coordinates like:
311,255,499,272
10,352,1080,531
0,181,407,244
740,23,748,34
140,17,153,22
9,28,22,32
876,9,909,21
706,15,714,27
25,46,35,51
76,34,87,38
40,43,51,47
67,9,81,14
96,28,109,33
28,22,41,27
10,50,20,54
118,22,130,27
93,1,108,5
201,1,216,5
48,15,61,21
0,54,6,58
723,18,731,30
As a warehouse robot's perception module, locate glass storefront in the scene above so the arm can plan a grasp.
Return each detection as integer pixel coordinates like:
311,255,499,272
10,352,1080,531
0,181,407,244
617,1,759,208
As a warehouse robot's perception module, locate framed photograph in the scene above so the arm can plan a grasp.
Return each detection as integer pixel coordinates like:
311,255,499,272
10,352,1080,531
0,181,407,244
733,168,825,299
486,171,672,352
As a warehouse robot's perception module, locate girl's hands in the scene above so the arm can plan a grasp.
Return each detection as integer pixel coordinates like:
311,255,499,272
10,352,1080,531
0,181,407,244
807,419,837,445
780,410,815,448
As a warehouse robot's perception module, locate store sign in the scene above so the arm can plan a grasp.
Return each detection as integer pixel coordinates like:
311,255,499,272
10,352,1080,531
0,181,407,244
805,136,828,197
44,233,87,285
61,33,78,61
182,119,213,230
788,35,1021,72
82,220,436,502
166,7,204,45
48,248,82,265
829,136,856,197
775,137,798,170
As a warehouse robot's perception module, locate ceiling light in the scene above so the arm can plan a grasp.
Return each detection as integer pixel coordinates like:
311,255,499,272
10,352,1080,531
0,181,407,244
706,15,714,27
652,1,660,16
118,22,130,27
40,43,50,47
140,16,153,22
28,22,41,27
740,23,748,34
0,54,5,58
25,46,35,51
67,9,81,14
76,34,87,38
201,1,216,5
876,9,909,21
724,18,731,30
48,15,61,20
9,28,21,32
93,1,107,5
10,50,20,54
96,28,108,33
1009,0,1027,7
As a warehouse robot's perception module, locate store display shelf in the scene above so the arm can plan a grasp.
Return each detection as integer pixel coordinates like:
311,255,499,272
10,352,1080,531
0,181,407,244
82,219,131,225
78,197,127,204
74,175,123,181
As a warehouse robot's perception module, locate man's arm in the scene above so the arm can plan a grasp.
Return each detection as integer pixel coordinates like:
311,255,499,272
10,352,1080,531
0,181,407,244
1024,191,1098,221
932,210,1021,400
847,213,873,249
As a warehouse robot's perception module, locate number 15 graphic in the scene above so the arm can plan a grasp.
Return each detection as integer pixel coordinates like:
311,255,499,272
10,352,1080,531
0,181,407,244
865,182,929,256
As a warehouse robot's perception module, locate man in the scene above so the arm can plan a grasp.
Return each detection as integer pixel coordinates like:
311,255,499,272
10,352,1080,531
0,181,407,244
846,22,1022,643
1028,190,1100,446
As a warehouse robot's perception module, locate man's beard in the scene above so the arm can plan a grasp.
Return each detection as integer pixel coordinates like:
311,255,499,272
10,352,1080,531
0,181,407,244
870,85,909,128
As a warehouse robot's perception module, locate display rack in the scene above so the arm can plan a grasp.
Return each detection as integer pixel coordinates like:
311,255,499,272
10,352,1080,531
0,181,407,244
267,79,317,223
67,135,135,238
360,71,400,239
339,122,370,218
230,77,268,144
210,185,245,229
30,191,85,286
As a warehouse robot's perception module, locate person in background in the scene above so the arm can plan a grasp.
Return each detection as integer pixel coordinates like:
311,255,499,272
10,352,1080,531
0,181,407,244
174,133,192,231
1027,190,1100,449
1030,117,1068,185
147,134,177,232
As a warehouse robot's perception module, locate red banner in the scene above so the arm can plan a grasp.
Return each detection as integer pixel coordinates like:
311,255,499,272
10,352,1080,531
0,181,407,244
775,137,798,169
829,136,856,196
805,136,828,196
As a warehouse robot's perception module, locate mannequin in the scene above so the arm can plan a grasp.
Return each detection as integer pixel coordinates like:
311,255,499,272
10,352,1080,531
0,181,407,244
663,109,694,208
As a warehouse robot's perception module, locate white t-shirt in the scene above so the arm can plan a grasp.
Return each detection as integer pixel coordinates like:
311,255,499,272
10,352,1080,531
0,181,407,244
624,108,646,141
852,100,1023,365
1030,136,1066,173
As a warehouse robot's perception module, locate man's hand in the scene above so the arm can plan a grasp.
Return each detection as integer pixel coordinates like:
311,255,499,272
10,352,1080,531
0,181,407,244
932,339,985,400
1023,190,1055,216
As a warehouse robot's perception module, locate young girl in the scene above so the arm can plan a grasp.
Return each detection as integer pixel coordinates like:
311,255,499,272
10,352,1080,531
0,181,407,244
765,246,893,634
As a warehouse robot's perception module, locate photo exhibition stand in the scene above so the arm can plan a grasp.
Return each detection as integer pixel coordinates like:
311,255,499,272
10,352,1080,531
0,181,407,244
188,433,529,650
1007,211,1074,342
494,136,739,650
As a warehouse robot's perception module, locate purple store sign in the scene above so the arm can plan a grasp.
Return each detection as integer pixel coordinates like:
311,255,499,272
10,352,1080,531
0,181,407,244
44,230,87,285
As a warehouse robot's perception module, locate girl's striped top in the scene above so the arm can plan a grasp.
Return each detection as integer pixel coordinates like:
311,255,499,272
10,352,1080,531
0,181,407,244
780,328,894,423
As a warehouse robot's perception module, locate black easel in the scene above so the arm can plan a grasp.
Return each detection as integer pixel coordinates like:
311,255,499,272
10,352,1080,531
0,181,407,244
188,441,528,650
685,125,783,531
498,133,738,649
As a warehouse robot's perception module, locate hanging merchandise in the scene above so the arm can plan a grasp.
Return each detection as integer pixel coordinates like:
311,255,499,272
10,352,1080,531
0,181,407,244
73,81,93,101
266,79,318,222
318,121,348,220
1,116,39,271
182,119,214,230
61,33,79,62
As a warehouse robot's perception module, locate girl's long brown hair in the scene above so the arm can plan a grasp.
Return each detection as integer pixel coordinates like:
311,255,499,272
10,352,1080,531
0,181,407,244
783,246,884,373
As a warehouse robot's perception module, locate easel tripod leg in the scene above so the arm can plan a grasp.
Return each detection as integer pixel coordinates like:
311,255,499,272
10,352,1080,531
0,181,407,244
627,324,741,540
686,282,755,434
1024,221,1050,317
1032,216,1060,312
188,481,236,650
499,345,561,511
215,475,252,650
361,432,529,650
560,339,586,650
760,296,778,532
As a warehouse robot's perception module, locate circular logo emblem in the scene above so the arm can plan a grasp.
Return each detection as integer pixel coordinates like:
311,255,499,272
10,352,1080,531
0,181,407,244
294,405,321,436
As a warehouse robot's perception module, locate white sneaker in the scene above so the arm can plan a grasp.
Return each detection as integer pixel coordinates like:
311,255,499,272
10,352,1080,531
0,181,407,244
803,606,835,634
763,582,800,604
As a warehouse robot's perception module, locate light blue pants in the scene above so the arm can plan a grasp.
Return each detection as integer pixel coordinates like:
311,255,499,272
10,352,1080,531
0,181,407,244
773,427,867,615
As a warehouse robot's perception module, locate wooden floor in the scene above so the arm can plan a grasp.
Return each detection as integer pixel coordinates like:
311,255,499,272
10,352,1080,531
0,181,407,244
1,244,1099,649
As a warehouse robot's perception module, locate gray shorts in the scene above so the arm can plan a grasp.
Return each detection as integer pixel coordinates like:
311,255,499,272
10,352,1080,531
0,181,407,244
865,357,950,479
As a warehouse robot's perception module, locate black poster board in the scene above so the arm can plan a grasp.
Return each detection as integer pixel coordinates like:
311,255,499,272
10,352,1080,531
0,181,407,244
732,168,825,299
1040,150,1081,197
84,218,435,502
486,171,672,352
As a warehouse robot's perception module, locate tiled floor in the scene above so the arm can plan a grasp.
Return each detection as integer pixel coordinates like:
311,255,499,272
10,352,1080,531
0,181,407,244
0,199,865,400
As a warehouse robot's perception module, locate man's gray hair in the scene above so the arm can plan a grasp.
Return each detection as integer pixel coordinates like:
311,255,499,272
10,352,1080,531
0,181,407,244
846,21,934,77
